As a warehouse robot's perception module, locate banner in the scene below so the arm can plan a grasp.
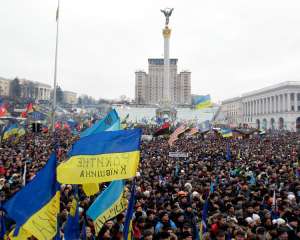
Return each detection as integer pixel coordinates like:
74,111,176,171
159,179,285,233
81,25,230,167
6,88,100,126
169,152,189,158
57,129,142,184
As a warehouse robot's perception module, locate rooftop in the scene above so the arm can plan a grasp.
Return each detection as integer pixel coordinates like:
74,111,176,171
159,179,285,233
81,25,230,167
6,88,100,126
222,96,242,104
148,58,178,65
242,81,300,97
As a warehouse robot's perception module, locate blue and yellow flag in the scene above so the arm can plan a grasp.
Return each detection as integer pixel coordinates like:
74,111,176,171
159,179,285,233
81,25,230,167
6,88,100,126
2,123,18,140
86,180,127,233
57,129,142,184
220,128,233,138
3,153,60,239
17,127,26,138
193,95,212,110
7,227,31,239
80,109,120,138
81,109,121,196
64,186,80,240
123,181,136,240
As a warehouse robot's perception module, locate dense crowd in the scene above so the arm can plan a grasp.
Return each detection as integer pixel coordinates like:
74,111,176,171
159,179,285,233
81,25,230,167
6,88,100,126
1,127,300,240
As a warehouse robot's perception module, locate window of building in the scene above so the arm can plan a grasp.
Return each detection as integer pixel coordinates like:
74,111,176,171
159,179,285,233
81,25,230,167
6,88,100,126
292,106,295,111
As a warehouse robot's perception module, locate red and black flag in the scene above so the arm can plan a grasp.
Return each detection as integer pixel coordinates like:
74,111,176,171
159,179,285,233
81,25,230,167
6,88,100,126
153,122,170,137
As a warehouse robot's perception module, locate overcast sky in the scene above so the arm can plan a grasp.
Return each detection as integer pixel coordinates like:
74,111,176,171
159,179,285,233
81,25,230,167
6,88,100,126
1,0,300,102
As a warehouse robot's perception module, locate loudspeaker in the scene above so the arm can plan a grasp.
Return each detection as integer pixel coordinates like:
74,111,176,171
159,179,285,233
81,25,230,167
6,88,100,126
31,123,41,133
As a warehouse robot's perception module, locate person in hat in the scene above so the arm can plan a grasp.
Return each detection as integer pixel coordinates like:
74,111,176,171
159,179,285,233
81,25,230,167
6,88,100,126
155,212,177,234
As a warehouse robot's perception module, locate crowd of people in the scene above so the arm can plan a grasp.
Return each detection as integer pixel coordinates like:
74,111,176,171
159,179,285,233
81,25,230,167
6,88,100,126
1,126,300,240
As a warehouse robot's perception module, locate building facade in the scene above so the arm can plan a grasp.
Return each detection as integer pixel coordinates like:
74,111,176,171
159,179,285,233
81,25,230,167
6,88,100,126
176,71,191,105
135,71,147,105
135,58,191,106
218,81,300,131
0,77,11,97
220,97,243,127
63,91,77,105
18,79,51,101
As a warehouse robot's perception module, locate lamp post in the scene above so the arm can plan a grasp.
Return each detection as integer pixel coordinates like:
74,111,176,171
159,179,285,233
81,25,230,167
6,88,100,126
51,0,60,132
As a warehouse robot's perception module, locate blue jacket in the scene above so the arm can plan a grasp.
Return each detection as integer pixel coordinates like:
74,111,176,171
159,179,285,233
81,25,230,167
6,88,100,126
155,220,177,233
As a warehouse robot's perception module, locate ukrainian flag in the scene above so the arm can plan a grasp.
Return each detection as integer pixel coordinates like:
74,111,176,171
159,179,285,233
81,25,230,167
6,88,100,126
17,127,26,138
3,153,60,239
81,109,121,196
63,186,80,239
87,180,127,234
193,95,212,110
220,128,233,138
80,109,120,138
57,129,142,184
2,124,18,140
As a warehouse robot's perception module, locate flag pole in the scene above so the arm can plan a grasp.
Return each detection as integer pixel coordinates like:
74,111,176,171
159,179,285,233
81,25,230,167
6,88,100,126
52,0,60,132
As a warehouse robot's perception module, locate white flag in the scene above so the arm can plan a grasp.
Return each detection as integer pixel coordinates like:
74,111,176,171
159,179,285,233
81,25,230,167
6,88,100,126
272,189,276,208
22,162,27,186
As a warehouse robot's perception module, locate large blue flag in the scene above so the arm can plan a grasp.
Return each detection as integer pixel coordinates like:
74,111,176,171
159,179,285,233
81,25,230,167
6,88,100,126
80,109,120,138
3,153,60,239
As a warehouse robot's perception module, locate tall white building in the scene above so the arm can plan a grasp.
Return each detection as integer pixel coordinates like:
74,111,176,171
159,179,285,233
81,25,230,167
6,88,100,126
217,81,300,132
135,58,191,106
135,71,147,105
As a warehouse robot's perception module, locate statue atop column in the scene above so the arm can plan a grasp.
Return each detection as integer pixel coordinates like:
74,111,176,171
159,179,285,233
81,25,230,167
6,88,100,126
161,8,174,26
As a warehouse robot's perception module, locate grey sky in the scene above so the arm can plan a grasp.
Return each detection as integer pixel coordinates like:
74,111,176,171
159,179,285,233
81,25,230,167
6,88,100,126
1,0,300,102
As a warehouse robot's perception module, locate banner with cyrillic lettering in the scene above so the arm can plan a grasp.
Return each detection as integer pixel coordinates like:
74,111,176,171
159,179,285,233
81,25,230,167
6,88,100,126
57,129,141,184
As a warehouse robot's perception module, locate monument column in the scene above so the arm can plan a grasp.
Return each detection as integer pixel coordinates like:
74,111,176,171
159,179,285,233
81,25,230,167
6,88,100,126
156,8,177,121
163,27,171,104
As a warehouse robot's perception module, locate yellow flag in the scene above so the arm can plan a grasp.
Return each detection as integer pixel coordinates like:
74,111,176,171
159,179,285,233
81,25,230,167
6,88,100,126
83,183,100,196
8,227,31,240
70,198,77,216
